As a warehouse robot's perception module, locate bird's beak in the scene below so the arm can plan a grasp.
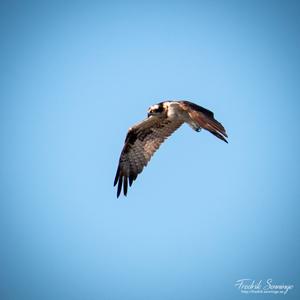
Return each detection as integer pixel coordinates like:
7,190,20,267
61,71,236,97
147,111,152,118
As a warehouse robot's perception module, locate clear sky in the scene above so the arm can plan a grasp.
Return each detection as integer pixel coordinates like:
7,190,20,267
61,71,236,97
1,1,300,299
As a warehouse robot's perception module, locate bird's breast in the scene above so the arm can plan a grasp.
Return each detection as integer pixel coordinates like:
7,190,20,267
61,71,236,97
166,103,180,119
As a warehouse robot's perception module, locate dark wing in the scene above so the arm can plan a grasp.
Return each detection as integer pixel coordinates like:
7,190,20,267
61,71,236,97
179,101,228,143
114,116,183,197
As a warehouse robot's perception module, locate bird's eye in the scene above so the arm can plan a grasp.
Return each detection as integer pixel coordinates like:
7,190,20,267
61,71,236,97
148,105,163,116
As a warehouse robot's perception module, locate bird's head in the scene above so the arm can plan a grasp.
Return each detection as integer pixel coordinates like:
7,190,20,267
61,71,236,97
147,102,167,117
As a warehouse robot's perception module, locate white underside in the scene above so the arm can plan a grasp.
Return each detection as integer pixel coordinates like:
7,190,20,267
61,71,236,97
167,102,199,130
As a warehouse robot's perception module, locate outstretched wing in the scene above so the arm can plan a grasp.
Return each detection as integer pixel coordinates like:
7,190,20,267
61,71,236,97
114,116,183,197
179,101,228,143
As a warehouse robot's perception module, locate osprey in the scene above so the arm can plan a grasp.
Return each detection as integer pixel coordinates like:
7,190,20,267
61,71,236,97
114,100,228,197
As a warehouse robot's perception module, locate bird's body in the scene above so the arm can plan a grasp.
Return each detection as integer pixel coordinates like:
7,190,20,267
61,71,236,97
114,100,228,197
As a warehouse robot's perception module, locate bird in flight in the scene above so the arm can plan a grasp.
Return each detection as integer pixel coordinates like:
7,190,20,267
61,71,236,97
114,100,228,197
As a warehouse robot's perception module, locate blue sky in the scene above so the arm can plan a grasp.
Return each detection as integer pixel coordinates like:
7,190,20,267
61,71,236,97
1,1,300,299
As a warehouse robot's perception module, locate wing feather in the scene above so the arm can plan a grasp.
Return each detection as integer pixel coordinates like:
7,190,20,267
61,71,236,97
179,101,228,143
114,116,183,197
